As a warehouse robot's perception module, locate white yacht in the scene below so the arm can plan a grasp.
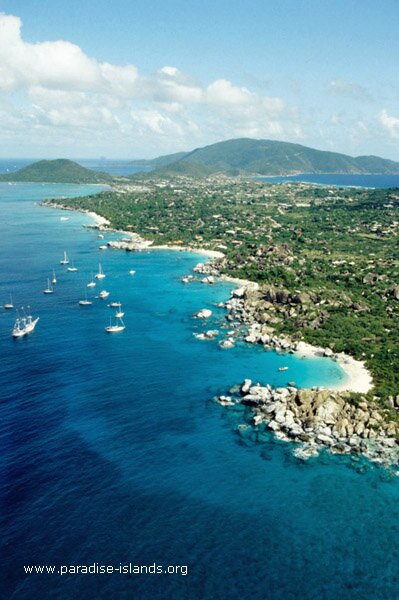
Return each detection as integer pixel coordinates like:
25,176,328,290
98,290,110,299
3,294,14,309
12,310,39,337
99,245,107,250
95,263,106,279
108,301,121,308
115,308,125,318
43,279,54,294
67,261,78,272
79,290,92,306
105,315,125,333
129,270,136,275
60,251,69,265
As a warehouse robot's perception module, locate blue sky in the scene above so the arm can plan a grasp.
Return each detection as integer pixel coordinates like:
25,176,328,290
0,0,398,159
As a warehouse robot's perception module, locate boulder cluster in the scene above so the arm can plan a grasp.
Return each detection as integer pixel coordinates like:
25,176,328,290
217,381,399,467
225,283,332,331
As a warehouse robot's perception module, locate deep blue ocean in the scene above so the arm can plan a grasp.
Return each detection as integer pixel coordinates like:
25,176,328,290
1,183,399,600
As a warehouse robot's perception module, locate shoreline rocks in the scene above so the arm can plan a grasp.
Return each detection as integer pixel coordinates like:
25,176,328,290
216,382,399,468
193,308,213,319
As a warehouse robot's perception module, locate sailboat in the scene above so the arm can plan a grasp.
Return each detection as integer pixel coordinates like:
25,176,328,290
3,293,14,309
115,306,125,318
87,274,96,288
105,315,125,333
43,278,54,294
95,263,106,279
79,290,92,306
98,289,110,299
60,251,69,265
108,301,121,308
12,308,39,337
52,270,57,285
67,260,78,272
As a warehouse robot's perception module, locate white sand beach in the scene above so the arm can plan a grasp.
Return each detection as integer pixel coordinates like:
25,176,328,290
295,341,373,394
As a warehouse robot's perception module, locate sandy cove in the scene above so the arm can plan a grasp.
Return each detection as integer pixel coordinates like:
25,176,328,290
294,341,373,394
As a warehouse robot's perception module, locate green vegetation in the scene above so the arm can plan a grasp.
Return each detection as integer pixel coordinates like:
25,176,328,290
132,138,399,177
45,175,399,404
0,159,112,184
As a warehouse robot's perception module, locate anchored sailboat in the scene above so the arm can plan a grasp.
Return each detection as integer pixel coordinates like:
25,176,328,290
87,273,96,288
3,293,14,309
95,263,106,279
79,290,92,306
67,260,78,272
60,251,69,265
12,308,39,337
52,270,57,284
43,278,54,294
105,315,125,333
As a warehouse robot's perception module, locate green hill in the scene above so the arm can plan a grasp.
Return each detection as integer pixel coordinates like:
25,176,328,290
0,159,112,183
128,151,188,169
143,138,399,177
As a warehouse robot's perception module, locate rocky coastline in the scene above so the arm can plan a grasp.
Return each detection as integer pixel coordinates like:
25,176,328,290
190,257,399,468
216,381,399,469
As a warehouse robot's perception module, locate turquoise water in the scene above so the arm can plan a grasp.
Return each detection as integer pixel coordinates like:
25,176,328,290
257,173,399,188
1,183,399,599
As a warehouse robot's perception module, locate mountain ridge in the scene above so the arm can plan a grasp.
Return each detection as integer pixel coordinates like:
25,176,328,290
130,138,399,177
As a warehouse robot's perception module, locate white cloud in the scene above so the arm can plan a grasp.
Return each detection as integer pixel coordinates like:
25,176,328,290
329,78,373,103
378,109,399,139
130,109,184,136
0,11,309,156
206,79,253,106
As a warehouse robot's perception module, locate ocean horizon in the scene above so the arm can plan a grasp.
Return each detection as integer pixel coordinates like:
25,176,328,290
1,183,399,599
